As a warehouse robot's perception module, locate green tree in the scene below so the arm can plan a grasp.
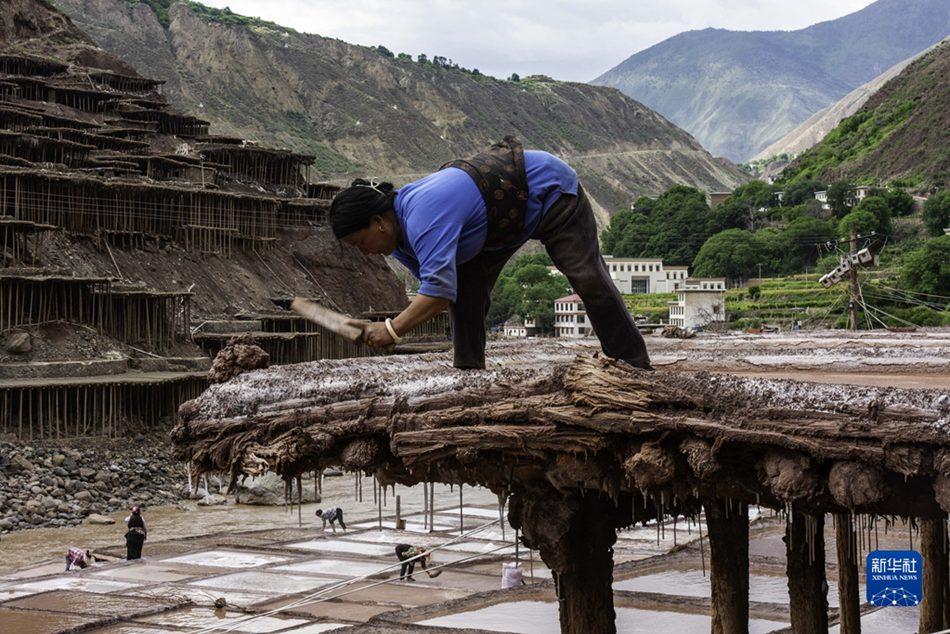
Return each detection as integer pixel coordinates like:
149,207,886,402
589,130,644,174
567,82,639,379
784,178,826,206
710,180,774,233
826,181,853,218
923,191,950,237
486,276,521,327
692,229,763,282
600,185,710,264
514,263,552,286
519,273,570,332
486,254,569,333
852,196,892,236
600,209,637,254
770,216,836,275
508,73,520,82
838,210,878,238
884,189,915,217
900,236,950,296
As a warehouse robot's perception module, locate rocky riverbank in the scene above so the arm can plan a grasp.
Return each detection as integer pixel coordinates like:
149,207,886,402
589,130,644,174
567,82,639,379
0,434,188,533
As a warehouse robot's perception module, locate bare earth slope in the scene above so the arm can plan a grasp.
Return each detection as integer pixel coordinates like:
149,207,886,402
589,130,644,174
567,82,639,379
54,0,747,215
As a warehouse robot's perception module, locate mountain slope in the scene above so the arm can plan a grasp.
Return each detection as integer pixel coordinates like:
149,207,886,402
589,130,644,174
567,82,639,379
781,39,950,192
593,0,950,162
54,0,746,216
752,40,943,162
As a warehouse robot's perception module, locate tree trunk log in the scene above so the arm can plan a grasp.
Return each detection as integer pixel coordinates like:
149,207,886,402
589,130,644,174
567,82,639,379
920,517,947,634
835,514,861,634
786,511,829,634
510,486,619,634
704,497,749,634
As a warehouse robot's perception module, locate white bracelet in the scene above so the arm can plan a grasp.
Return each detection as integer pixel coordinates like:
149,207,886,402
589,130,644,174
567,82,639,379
384,318,402,344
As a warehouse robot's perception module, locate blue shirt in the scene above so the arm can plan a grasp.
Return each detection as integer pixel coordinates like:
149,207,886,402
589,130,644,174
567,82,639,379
392,150,578,301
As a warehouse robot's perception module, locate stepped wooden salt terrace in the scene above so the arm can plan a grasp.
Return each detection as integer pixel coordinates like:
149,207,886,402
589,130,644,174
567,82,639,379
173,336,950,634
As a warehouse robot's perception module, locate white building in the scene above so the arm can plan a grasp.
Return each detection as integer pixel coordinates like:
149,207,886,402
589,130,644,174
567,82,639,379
668,278,727,330
503,315,535,338
553,294,591,338
603,256,689,294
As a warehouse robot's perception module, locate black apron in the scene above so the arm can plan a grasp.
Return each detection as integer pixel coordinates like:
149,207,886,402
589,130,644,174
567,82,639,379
441,136,529,249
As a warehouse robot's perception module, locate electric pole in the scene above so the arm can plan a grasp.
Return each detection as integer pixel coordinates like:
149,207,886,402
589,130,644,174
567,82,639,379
849,226,859,330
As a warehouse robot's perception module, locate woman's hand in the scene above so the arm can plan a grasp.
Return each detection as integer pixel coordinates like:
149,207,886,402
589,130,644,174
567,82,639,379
359,321,396,348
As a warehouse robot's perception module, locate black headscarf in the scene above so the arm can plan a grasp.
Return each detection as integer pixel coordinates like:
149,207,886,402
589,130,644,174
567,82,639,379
329,179,397,239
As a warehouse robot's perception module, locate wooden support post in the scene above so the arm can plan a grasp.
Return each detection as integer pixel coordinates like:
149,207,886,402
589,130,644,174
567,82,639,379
704,497,749,634
920,517,948,633
786,510,829,634
510,487,619,634
835,514,861,634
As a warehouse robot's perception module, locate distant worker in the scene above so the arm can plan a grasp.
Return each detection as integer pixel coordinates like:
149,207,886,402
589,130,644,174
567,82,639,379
394,544,440,581
316,506,347,532
124,506,147,560
65,547,90,571
329,137,652,371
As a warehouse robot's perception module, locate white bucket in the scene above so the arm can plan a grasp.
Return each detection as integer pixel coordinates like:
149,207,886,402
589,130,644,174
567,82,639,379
501,562,523,589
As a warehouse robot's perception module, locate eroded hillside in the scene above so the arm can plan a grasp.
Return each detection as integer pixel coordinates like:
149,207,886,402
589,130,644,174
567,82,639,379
54,0,747,215
782,39,950,191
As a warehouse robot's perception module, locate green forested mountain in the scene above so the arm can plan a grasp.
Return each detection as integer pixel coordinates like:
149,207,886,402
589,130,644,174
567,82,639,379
592,0,950,162
53,0,746,217
781,39,950,192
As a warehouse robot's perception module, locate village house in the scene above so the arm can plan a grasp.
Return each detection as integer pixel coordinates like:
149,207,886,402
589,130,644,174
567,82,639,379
553,294,590,338
668,278,727,330
502,315,535,338
603,256,689,294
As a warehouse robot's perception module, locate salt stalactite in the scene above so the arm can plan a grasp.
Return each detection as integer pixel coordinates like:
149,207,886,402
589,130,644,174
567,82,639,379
297,474,302,528
422,481,429,531
376,477,382,530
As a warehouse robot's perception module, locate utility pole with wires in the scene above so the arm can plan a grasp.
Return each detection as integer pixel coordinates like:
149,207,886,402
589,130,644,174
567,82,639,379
848,226,860,330
818,233,881,329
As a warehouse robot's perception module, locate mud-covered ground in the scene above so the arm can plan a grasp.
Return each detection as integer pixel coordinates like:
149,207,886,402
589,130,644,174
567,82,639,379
182,329,950,424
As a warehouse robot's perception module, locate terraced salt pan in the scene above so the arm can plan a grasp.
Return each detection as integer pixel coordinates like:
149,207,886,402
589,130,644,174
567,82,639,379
829,605,920,633
287,540,400,557
417,600,788,633
128,582,272,605
191,571,338,594
92,566,194,582
280,625,348,633
0,586,37,600
5,575,137,595
273,558,393,578
614,569,840,607
457,506,507,518
438,541,517,555
338,528,424,544
340,529,513,559
161,549,290,568
138,606,310,632
89,625,183,634
352,519,456,532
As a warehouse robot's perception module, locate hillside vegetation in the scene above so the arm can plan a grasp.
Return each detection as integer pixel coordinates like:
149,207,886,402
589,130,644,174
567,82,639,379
55,0,746,216
781,40,950,192
592,0,950,162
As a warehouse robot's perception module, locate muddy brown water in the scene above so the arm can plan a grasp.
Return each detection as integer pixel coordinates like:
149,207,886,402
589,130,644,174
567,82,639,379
0,477,498,574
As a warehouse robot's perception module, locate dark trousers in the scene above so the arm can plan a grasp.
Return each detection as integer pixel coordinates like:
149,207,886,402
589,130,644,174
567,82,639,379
330,508,346,530
395,543,419,579
450,184,651,369
126,532,145,560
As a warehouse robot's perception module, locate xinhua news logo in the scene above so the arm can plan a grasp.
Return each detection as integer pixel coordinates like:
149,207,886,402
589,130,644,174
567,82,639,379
866,550,922,607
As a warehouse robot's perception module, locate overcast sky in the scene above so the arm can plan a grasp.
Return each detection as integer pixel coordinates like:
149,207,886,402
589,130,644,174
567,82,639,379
199,0,875,82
